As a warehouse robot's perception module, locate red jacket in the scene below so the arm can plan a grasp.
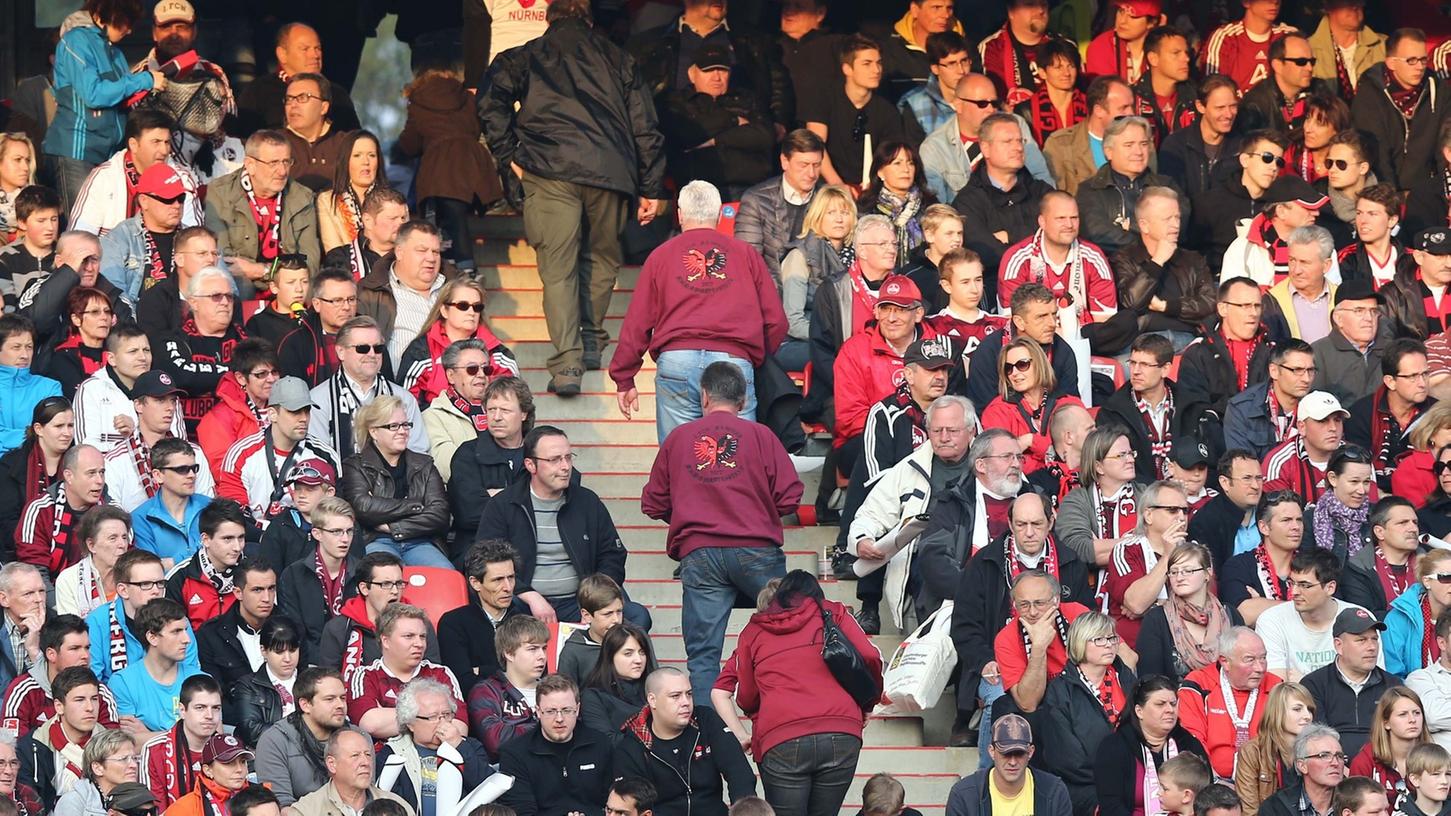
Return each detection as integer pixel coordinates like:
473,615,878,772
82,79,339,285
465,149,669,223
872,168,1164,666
981,394,1085,474
832,327,914,447
641,409,803,560
161,772,237,816
1178,663,1282,780
1393,448,1439,509
1084,31,1145,83
196,376,263,483
719,598,882,762
610,228,788,392
164,553,238,631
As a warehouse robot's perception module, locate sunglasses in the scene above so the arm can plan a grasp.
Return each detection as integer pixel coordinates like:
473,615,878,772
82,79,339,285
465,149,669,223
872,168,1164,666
1003,358,1033,373
1326,158,1357,172
446,301,485,313
961,97,997,109
451,364,489,376
1251,151,1287,168
156,464,200,475
147,194,184,205
1435,460,1451,475
1278,56,1316,67
1431,572,1451,584
288,465,327,483
349,344,386,355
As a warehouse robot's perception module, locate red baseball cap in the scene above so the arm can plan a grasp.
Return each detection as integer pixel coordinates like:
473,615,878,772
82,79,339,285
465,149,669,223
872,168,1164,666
136,164,186,200
1115,0,1161,16
877,275,923,308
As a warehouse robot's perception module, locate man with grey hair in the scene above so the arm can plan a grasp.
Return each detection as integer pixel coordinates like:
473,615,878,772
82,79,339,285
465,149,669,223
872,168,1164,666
375,678,493,815
204,130,321,298
17,446,106,595
616,667,755,816
1077,116,1188,255
480,0,667,397
418,338,519,482
291,726,412,816
1267,224,1337,343
953,112,1056,282
611,181,787,441
849,393,978,633
152,266,246,433
0,563,46,690
1178,626,1279,781
1113,186,1217,353
1258,725,1345,816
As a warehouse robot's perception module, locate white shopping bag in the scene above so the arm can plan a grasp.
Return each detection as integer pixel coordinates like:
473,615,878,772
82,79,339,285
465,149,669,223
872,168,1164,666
880,601,955,713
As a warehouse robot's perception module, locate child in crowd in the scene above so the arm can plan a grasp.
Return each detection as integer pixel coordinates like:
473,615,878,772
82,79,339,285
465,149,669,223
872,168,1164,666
467,614,549,762
729,798,776,816
557,574,626,685
856,773,924,816
1403,743,1451,816
1158,754,1213,816
1195,785,1243,816
902,204,964,311
0,185,60,311
244,254,312,348
923,247,1009,358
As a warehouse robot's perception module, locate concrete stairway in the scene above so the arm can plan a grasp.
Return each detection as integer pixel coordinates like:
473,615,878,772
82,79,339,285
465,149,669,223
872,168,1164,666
474,216,969,814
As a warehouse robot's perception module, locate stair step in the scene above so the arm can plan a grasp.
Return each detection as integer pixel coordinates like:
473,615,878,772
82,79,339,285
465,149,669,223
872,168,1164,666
475,239,537,266
629,549,819,577
548,418,663,445
857,746,975,774
619,525,839,551
480,264,642,290
538,396,657,423
625,578,860,607
490,289,633,318
508,341,654,371
471,214,524,239
645,630,902,662
491,316,627,343
521,369,654,398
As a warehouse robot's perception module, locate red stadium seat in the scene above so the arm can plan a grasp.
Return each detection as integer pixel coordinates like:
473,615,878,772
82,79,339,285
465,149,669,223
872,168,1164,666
1090,356,1126,392
717,201,742,236
1168,353,1183,381
401,567,469,626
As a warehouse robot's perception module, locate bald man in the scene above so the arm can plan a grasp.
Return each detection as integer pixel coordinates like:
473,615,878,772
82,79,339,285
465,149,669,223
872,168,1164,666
920,73,1053,202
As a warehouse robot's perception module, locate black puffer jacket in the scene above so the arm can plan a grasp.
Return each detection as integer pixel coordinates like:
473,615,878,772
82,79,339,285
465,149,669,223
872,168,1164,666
1176,326,1278,440
1351,64,1449,191
1189,174,1260,272
480,18,667,206
629,20,793,129
1159,122,1243,201
658,88,775,190
1041,660,1140,816
225,666,283,747
339,443,451,547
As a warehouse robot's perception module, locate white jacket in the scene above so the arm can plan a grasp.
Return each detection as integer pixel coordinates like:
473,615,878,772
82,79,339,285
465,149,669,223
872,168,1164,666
1407,661,1451,752
102,434,214,512
846,442,940,628
1220,217,1343,287
69,149,204,236
73,368,188,454
219,431,339,525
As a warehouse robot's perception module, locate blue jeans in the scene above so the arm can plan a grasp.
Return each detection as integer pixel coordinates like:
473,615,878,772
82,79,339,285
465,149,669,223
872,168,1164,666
655,349,757,443
48,155,96,216
680,546,786,706
759,733,862,816
366,538,455,569
978,677,1006,768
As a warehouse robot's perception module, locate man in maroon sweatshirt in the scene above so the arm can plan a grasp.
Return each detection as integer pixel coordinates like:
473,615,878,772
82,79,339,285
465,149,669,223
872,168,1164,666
642,362,804,706
610,180,788,443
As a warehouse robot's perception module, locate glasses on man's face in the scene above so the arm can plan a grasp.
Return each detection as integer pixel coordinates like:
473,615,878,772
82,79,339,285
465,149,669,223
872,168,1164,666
377,421,414,433
193,292,236,305
1335,306,1378,319
1150,505,1190,515
1393,370,1430,381
124,580,166,591
349,344,386,355
1394,55,1430,67
316,296,358,307
249,156,295,171
1275,363,1317,377
937,56,971,71
540,706,579,719
446,300,485,313
1303,751,1348,765
1251,151,1287,168
1224,300,1264,312
1014,598,1055,612
961,97,997,109
366,580,407,591
451,364,488,377
982,452,1026,463
414,712,452,723
531,453,579,466
1290,579,1323,592
157,464,200,475
285,93,323,104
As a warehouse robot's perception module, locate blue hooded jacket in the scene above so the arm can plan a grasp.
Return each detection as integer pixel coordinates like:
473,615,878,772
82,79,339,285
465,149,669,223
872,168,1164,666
0,365,61,456
1385,583,1430,678
85,596,202,685
43,15,154,163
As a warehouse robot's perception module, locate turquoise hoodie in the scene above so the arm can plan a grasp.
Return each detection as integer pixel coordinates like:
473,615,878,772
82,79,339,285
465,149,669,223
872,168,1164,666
1384,582,1430,678
43,15,154,163
0,364,61,457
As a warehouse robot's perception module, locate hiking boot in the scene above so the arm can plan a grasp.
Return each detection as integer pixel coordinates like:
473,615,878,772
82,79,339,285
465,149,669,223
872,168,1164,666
547,367,585,396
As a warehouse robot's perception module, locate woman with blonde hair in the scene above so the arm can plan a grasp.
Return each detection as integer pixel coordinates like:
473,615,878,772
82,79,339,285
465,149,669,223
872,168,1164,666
1347,686,1430,810
397,277,518,406
1235,682,1316,816
1392,401,1451,509
777,184,857,372
981,337,1084,474
0,133,35,242
315,130,385,252
338,394,452,567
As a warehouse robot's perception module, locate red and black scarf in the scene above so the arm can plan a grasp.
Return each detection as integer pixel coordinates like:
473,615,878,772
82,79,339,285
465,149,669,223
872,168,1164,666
140,228,171,291
1260,218,1292,285
316,548,345,616
1135,389,1174,480
1386,67,1427,119
158,723,197,805
54,335,106,380
338,185,368,244
1042,460,1080,510
1027,86,1087,145
1223,331,1268,391
1267,389,1296,442
1332,45,1355,101
1374,547,1416,601
1420,274,1451,334
1000,28,1043,107
125,433,162,500
1080,664,1124,726
1094,484,1138,539
48,500,77,575
1368,387,1409,483
1005,534,1060,588
1425,593,1442,668
447,386,488,433
123,151,142,219
1253,544,1289,600
1020,610,1071,662
239,170,282,262
22,444,55,510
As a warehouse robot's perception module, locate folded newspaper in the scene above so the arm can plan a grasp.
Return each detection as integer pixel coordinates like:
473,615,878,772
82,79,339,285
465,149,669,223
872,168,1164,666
851,513,932,577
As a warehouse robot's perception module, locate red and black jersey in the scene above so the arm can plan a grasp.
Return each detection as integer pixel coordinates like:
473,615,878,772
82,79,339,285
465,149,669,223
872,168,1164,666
346,659,465,725
1,670,117,739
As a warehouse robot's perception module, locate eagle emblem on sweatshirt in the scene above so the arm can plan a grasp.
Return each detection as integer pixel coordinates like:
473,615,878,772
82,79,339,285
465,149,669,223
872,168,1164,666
693,433,739,470
683,247,728,282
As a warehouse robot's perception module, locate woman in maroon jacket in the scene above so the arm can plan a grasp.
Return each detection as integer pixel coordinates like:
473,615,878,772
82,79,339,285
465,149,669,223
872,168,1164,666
717,570,883,816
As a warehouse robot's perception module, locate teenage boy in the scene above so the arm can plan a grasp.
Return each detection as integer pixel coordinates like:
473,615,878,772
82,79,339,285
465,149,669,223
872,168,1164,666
0,186,60,312
110,598,203,732
86,550,202,684
1402,743,1451,816
923,247,1009,360
139,674,223,809
556,574,626,686
245,255,311,349
256,461,337,574
278,496,357,659
901,204,965,312
466,615,547,761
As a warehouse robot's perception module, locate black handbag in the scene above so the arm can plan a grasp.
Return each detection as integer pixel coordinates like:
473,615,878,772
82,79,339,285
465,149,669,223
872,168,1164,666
818,601,879,712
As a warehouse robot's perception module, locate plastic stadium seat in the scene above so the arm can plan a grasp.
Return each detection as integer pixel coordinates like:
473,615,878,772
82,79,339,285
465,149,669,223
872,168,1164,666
1169,353,1183,381
401,567,469,626
1090,356,1126,392
717,201,741,236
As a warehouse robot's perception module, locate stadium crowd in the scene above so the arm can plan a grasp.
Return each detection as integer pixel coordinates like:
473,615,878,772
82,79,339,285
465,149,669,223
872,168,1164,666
4,0,1451,815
